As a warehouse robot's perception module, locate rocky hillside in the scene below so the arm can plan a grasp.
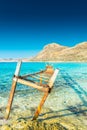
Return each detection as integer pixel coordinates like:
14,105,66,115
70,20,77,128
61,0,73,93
30,42,87,61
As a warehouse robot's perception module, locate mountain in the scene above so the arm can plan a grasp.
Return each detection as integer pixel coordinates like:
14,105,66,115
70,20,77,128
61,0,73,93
30,42,87,61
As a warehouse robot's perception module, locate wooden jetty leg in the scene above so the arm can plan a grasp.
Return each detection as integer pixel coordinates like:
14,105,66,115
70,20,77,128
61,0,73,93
48,69,59,89
32,92,49,120
5,61,22,120
5,80,17,120
32,69,59,120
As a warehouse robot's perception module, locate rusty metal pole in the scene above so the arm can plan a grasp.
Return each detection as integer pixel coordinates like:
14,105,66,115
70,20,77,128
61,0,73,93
5,61,22,119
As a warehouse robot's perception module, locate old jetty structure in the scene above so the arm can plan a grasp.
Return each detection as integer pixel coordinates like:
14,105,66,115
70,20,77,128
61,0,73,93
5,61,59,120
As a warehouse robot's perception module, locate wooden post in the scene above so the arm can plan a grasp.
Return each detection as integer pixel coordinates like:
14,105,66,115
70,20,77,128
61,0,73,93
5,61,22,119
32,69,59,120
32,92,49,120
48,69,59,89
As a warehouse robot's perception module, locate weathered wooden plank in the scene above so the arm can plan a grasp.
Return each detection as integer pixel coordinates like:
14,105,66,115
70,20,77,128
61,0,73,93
5,80,17,119
32,92,49,120
16,77,49,92
5,61,22,120
28,75,49,82
36,74,50,79
48,69,59,89
14,60,22,76
21,70,44,78
40,73,52,78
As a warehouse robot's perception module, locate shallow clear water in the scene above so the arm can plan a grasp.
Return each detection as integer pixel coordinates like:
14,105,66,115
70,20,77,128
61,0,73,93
0,62,87,111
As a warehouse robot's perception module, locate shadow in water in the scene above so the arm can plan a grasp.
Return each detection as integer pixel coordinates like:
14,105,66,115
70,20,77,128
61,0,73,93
40,105,87,121
61,71,87,106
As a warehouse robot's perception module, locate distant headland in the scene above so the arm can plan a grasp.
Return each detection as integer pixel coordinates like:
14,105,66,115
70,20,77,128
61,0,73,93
0,41,87,62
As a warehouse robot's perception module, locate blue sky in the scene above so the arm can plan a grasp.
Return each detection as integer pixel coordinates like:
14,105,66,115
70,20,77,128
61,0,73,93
0,0,87,58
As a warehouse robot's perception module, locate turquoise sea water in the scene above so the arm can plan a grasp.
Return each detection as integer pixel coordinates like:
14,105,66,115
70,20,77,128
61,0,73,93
0,62,87,114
